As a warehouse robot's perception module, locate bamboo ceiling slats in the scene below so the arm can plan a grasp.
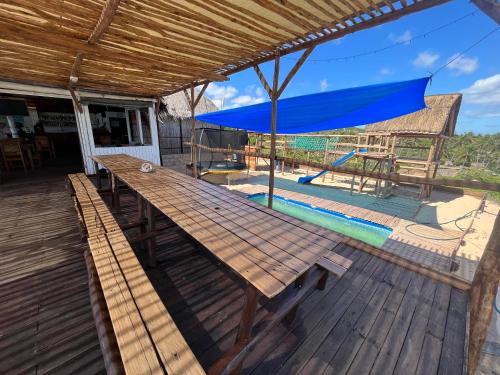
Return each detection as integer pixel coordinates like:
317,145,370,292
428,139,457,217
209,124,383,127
0,0,448,97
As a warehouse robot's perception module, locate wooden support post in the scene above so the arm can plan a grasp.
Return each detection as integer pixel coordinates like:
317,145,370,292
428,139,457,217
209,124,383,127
468,212,500,375
186,82,210,179
306,151,310,175
253,48,313,208
358,157,367,192
146,202,156,268
376,159,385,198
267,53,280,209
383,156,394,197
111,173,120,210
322,139,330,182
94,161,102,189
282,139,286,176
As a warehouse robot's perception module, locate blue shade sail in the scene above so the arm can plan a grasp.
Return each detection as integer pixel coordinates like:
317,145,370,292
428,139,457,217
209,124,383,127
196,77,429,134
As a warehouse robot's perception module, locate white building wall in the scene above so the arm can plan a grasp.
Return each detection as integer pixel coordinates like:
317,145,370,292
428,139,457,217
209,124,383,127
75,103,161,174
0,81,160,175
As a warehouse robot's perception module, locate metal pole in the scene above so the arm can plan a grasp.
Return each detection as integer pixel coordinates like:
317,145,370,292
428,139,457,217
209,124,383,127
268,52,280,209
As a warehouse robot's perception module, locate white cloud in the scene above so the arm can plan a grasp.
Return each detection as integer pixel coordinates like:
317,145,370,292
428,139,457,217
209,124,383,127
389,30,412,44
464,109,500,118
412,51,439,68
379,67,394,76
320,79,329,92
219,84,267,109
205,83,238,108
446,54,479,75
462,74,500,105
230,95,265,106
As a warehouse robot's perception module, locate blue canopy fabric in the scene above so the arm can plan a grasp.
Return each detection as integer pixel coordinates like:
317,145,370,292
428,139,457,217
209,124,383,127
196,77,429,134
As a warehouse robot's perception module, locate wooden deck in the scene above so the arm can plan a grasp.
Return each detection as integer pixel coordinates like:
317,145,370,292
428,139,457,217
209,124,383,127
0,173,468,374
0,174,105,374
230,185,463,273
111,184,468,374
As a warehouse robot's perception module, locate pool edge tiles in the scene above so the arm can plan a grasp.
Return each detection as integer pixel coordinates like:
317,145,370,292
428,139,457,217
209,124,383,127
247,193,393,248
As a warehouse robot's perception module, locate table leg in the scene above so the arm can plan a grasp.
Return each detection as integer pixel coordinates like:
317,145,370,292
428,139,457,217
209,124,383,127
111,173,120,211
107,171,112,192
94,161,102,189
146,202,157,268
235,285,259,344
137,195,145,230
231,285,259,375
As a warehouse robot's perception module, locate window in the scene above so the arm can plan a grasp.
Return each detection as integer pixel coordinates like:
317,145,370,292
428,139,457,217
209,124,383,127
89,104,152,147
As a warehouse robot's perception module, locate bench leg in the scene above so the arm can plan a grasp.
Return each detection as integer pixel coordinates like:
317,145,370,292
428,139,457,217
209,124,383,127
285,270,310,323
317,270,329,291
146,202,157,268
111,173,120,211
94,161,102,189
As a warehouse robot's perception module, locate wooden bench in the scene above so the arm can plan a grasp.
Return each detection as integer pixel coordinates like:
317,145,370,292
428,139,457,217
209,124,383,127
68,173,206,375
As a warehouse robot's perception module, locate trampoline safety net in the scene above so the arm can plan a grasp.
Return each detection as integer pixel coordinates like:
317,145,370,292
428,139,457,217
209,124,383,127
195,127,248,171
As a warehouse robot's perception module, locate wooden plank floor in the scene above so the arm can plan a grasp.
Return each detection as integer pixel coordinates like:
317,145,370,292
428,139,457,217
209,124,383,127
0,170,467,374
0,173,105,374
112,188,468,375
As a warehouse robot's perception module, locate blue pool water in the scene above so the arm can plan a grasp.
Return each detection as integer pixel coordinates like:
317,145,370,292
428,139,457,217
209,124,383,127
247,193,392,247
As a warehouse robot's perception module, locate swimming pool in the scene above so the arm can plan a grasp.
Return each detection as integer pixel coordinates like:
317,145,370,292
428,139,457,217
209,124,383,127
247,193,392,247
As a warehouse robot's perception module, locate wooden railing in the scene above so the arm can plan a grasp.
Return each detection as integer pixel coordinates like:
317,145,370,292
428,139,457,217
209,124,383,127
191,143,500,192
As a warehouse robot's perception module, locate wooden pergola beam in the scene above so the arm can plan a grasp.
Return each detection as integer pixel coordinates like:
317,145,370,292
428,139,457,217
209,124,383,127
253,65,272,98
70,52,83,81
68,0,123,105
193,82,209,109
277,46,314,98
167,0,451,96
88,0,123,44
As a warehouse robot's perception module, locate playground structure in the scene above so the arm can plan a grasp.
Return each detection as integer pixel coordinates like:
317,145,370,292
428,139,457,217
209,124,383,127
248,133,397,197
245,94,462,199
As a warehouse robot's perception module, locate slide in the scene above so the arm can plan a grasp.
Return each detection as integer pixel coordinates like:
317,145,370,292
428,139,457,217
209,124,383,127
298,149,367,184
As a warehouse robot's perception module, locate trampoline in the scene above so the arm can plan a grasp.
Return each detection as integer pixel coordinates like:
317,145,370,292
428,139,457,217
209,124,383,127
194,127,248,175
196,160,247,174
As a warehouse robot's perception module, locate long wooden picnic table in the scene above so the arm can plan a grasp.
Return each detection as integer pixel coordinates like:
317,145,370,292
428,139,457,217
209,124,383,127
92,154,351,373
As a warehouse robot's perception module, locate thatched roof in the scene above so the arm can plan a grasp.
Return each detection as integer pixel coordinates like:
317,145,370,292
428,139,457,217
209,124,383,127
160,91,218,120
0,1,446,97
365,94,462,136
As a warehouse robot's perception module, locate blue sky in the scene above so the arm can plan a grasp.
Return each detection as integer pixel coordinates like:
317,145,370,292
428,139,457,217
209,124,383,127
204,0,499,134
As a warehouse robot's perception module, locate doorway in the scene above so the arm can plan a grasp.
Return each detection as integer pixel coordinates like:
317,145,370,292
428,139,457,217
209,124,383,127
0,95,83,183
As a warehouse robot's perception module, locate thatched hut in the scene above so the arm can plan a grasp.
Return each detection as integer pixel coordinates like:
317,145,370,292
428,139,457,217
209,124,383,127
365,94,462,136
158,91,219,161
365,93,463,197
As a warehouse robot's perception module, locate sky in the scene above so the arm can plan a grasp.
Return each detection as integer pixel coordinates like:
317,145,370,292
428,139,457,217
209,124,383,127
203,0,500,134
